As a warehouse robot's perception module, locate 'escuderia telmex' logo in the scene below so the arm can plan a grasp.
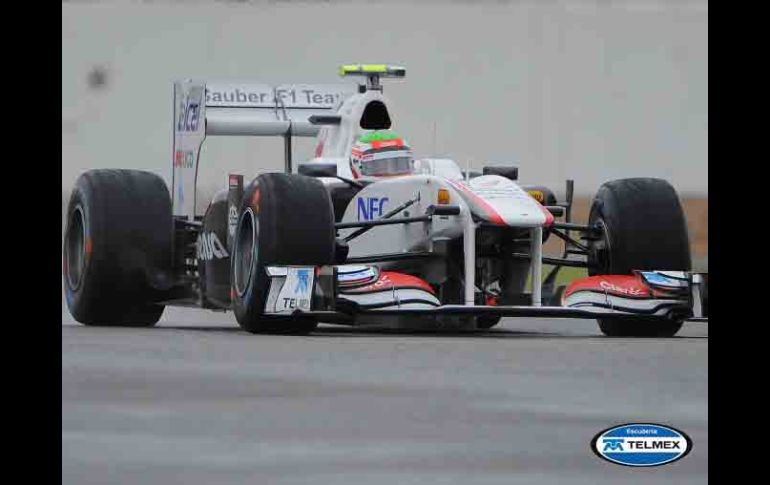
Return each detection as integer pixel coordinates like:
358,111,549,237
591,423,692,467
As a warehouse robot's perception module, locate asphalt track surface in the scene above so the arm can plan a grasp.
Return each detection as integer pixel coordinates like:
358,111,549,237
62,308,708,484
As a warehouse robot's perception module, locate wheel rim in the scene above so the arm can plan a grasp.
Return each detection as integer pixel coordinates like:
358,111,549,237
233,208,258,297
65,206,86,290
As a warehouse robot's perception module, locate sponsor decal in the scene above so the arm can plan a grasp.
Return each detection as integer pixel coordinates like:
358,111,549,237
357,197,390,221
174,150,195,168
278,88,341,106
475,177,502,187
197,232,229,260
564,275,651,299
470,184,518,200
207,87,272,106
295,269,310,293
591,423,692,467
446,179,506,225
228,205,238,237
205,86,347,108
528,190,545,203
176,87,202,132
599,280,645,296
274,267,315,313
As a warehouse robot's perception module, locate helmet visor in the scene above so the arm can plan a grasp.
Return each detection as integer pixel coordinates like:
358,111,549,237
360,156,413,176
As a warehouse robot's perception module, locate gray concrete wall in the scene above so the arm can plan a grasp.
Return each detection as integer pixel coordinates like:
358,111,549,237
62,0,708,207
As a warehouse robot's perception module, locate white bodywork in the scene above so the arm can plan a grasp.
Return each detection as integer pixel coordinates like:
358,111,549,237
338,174,550,255
172,70,552,308
295,82,552,307
334,173,550,307
166,67,706,325
172,80,356,219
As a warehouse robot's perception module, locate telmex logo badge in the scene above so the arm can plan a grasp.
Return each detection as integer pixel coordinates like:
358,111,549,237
591,423,692,467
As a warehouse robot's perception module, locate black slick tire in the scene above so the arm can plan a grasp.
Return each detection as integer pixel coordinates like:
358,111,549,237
231,173,336,334
63,169,171,326
588,178,691,337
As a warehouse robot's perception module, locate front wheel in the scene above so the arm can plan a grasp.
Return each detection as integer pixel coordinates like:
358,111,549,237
231,173,336,334
588,178,691,337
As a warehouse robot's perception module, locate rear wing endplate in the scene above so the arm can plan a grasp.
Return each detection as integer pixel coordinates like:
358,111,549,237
172,80,355,219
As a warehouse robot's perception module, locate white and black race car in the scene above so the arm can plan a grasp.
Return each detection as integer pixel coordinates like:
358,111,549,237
63,64,707,336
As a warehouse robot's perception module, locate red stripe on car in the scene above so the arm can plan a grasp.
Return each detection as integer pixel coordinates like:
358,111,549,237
539,204,554,227
563,275,651,299
446,179,506,226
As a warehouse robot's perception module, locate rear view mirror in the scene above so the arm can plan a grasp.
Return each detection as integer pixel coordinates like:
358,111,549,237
482,165,518,181
298,163,338,177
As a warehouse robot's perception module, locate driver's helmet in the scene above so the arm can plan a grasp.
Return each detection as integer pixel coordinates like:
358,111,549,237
349,131,414,180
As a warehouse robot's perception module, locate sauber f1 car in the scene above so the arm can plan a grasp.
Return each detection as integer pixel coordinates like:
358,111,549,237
63,65,708,336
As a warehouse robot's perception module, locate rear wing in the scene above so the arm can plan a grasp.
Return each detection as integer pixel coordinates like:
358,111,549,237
172,80,355,219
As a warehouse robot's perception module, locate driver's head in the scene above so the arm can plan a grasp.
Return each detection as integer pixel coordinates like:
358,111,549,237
349,131,414,180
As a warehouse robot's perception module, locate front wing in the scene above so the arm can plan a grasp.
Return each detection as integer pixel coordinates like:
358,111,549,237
263,266,707,324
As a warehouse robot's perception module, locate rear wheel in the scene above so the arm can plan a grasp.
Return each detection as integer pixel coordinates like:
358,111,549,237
63,170,171,326
231,173,336,334
588,178,690,337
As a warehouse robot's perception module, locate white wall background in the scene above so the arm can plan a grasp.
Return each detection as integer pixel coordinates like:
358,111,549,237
62,0,708,205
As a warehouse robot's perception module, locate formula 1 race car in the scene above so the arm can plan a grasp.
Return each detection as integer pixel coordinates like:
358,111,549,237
63,64,708,337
